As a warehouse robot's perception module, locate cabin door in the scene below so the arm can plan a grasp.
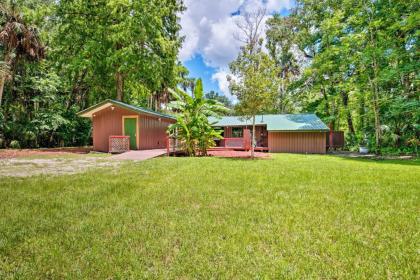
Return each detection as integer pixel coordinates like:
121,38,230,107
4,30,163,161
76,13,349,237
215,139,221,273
123,117,138,149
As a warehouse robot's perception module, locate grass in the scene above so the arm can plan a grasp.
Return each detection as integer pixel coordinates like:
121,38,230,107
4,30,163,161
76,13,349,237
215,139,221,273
0,154,419,279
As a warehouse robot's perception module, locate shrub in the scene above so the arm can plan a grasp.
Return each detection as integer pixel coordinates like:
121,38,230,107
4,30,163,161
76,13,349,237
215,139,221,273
9,140,21,149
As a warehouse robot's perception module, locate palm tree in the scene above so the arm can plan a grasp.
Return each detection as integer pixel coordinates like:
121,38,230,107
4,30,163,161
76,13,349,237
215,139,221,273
0,60,9,76
168,79,228,156
0,1,44,106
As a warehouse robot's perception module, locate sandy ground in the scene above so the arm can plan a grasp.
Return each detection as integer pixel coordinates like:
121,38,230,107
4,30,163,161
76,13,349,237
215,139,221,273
0,157,120,177
0,148,122,177
0,147,92,159
0,148,271,177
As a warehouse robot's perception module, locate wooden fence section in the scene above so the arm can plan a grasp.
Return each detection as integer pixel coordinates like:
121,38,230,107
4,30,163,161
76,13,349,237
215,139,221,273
327,131,345,149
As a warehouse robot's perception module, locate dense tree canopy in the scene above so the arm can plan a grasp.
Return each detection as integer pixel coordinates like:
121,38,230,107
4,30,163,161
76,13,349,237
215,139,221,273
0,0,418,154
264,0,419,154
0,0,185,148
204,90,233,110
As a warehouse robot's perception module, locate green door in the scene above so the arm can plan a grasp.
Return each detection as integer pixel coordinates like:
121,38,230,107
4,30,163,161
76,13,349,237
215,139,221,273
124,118,137,149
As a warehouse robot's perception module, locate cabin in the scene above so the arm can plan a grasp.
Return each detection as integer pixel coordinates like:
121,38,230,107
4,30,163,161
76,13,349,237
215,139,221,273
79,100,330,154
209,114,330,154
78,99,175,152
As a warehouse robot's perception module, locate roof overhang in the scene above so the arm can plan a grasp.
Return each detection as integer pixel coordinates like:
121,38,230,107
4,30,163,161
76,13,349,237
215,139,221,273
78,102,116,118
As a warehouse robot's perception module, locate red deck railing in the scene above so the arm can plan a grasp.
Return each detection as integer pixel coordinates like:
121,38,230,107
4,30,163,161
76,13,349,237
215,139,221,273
219,133,252,150
166,129,269,155
220,137,244,148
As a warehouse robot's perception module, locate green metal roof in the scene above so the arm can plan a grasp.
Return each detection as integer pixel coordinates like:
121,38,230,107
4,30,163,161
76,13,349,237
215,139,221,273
208,114,329,131
78,99,176,120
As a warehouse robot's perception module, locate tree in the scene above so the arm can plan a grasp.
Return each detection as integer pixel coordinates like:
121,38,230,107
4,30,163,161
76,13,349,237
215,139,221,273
0,1,44,106
205,90,232,110
266,14,301,113
229,42,278,158
235,8,267,55
289,0,419,153
229,8,279,158
167,79,228,156
53,0,184,104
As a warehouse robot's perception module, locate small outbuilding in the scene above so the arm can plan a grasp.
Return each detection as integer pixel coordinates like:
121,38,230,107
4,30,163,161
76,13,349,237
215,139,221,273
209,114,330,154
78,99,175,152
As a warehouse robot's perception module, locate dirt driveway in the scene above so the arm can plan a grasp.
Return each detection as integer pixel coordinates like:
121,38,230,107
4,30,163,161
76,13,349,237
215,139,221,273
0,148,120,177
0,147,92,159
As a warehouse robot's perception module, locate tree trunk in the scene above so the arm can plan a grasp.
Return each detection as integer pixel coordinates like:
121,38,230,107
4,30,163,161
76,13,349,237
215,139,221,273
340,91,355,135
155,93,159,111
358,93,365,133
0,73,5,106
368,17,381,153
279,79,285,113
373,92,381,150
371,59,381,153
0,52,11,107
251,115,255,159
321,86,331,124
116,71,124,101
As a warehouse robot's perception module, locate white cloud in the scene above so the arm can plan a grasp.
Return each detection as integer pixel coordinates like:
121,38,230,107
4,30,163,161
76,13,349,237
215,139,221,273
202,16,241,68
179,0,243,62
211,69,237,102
265,0,293,12
180,0,293,99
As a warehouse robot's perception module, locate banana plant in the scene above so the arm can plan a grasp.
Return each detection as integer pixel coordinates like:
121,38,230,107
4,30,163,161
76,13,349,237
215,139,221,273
167,79,228,156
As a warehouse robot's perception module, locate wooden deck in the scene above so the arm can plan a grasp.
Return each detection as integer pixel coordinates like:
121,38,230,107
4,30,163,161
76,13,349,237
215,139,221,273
209,146,269,152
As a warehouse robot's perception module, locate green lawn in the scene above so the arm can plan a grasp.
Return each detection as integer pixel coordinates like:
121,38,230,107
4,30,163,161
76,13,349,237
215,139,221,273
0,154,419,279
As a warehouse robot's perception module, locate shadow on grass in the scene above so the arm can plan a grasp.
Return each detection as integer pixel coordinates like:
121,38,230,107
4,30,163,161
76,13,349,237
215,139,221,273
210,156,272,161
329,154,420,167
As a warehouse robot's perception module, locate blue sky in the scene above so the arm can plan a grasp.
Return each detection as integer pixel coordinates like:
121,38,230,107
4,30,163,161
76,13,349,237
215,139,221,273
179,0,294,99
184,55,220,94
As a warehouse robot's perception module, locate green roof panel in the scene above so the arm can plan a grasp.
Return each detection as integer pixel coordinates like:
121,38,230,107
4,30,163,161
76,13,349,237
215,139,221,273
208,114,329,131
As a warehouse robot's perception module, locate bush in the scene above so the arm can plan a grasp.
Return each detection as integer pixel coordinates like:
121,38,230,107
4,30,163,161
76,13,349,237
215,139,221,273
9,140,21,149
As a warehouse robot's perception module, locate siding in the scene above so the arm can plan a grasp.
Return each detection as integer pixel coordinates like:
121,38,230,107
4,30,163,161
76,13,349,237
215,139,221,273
268,132,326,154
138,115,173,149
92,106,174,152
223,127,232,138
93,106,132,152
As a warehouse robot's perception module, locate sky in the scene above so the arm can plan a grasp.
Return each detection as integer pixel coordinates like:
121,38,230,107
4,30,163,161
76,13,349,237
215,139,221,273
179,0,294,100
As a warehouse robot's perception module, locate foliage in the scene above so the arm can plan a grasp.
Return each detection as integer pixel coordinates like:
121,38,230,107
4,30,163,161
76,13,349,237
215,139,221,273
0,0,44,106
266,14,301,113
229,41,279,158
0,0,418,155
204,90,233,110
168,79,228,156
0,0,185,148
52,0,184,103
0,154,419,278
9,139,19,148
265,0,419,154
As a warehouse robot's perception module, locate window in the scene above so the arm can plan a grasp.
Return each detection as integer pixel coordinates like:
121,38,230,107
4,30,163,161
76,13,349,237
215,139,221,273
232,127,243,138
